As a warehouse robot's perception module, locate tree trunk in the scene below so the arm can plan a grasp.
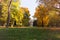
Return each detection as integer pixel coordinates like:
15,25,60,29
0,3,2,17
6,0,12,28
41,17,44,27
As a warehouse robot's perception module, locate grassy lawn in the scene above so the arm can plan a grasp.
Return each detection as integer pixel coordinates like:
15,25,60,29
0,28,60,40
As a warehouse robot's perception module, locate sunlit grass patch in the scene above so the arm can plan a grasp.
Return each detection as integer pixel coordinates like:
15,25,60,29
55,34,60,38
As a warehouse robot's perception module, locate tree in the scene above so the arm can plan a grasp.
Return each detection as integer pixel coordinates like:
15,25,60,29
6,0,12,27
34,4,49,27
14,7,24,26
0,2,2,16
1,0,20,27
0,0,8,26
37,0,60,7
20,7,30,26
10,0,20,27
37,0,60,14
48,10,60,26
36,0,60,27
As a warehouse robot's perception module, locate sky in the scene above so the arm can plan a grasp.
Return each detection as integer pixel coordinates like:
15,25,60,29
20,0,38,19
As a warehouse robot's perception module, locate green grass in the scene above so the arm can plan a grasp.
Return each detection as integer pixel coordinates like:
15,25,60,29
0,28,60,40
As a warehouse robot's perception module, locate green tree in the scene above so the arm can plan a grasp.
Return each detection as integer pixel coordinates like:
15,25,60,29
21,7,30,26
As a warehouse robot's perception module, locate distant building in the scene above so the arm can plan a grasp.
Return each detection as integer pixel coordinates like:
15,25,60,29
29,16,37,27
29,18,34,27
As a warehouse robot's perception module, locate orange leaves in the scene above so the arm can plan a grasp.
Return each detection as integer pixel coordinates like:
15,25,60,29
34,13,40,18
34,4,49,26
43,16,49,26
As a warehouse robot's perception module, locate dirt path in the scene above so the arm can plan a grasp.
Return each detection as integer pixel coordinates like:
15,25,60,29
0,26,60,30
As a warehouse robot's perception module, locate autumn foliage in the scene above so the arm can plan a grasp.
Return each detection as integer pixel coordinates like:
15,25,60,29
34,4,49,26
0,0,30,27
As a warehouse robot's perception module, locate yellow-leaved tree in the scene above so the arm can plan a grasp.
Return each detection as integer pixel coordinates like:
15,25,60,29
34,4,49,27
0,0,8,26
10,0,24,27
